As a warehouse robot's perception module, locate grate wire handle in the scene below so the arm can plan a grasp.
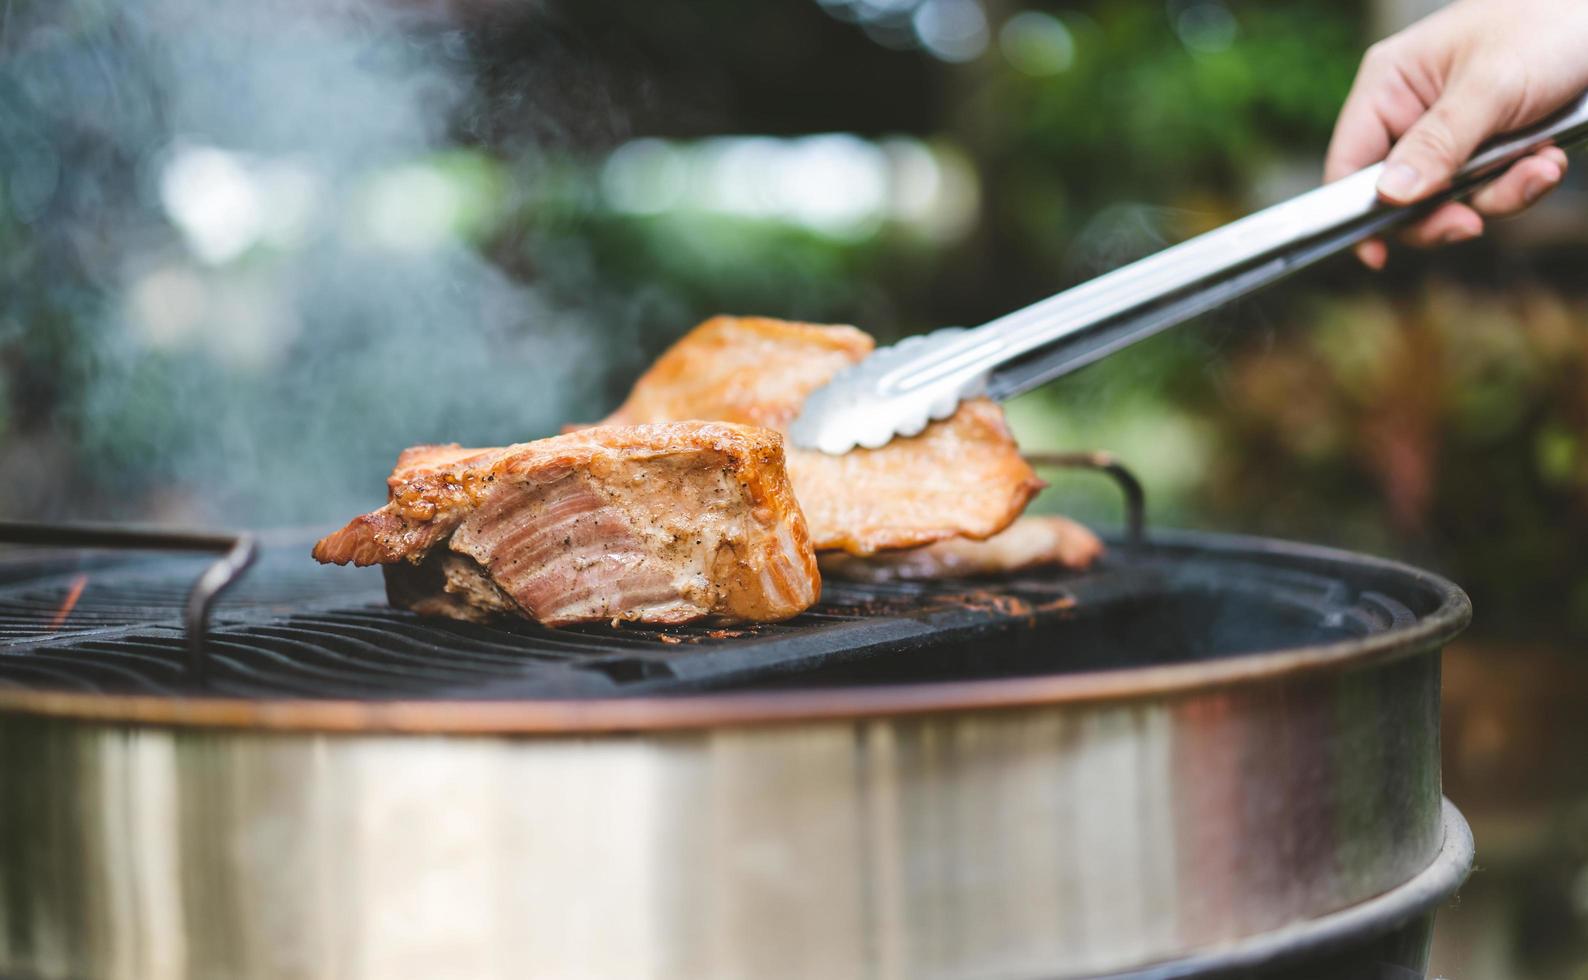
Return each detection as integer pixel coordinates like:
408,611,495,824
1024,452,1146,548
0,522,257,685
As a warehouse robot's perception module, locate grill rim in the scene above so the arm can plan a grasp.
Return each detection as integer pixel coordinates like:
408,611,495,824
0,529,1470,735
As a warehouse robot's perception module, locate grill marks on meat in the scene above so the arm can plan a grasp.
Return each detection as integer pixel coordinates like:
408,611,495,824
818,516,1104,583
314,422,819,627
603,316,1043,555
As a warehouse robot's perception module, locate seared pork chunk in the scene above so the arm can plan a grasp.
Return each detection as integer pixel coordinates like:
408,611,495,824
603,316,1043,555
314,422,819,627
818,516,1104,583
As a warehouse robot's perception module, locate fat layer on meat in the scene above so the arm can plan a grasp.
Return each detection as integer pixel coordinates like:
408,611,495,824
603,316,1043,555
313,421,819,627
818,515,1104,583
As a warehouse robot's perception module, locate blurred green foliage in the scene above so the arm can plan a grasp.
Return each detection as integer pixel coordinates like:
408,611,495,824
977,2,1361,264
1193,283,1588,643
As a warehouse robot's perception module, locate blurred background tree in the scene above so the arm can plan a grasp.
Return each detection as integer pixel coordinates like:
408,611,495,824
2,0,1586,972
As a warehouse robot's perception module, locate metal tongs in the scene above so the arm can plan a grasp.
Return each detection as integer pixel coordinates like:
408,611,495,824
790,92,1588,455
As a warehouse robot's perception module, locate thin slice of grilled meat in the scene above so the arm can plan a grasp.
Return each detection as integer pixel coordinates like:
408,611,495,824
314,422,819,627
603,316,1044,555
817,516,1104,583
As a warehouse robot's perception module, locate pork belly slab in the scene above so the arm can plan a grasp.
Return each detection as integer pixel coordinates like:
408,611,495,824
818,516,1104,583
313,422,820,627
603,316,1044,556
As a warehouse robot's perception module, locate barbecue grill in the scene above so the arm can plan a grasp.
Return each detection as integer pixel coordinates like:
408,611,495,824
0,459,1472,979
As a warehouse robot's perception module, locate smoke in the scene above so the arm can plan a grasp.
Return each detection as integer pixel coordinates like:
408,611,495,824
1061,202,1178,282
0,0,624,527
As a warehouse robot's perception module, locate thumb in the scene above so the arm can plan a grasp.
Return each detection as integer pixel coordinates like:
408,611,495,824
1376,78,1505,204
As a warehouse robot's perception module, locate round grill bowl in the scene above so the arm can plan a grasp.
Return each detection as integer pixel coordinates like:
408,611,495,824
0,530,1471,979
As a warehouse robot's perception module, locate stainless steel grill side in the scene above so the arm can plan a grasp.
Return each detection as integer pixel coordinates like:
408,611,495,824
1,648,1443,980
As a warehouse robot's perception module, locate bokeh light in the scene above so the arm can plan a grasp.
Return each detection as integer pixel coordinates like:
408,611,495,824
999,11,1076,77
599,133,978,241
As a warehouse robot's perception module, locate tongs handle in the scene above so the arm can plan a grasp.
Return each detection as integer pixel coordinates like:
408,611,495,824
985,189,1436,398
893,91,1588,401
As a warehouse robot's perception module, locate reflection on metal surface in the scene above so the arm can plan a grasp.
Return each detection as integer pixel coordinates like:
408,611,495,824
1102,799,1472,979
1,652,1443,979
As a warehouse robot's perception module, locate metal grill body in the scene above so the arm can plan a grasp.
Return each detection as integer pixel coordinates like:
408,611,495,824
0,532,1472,980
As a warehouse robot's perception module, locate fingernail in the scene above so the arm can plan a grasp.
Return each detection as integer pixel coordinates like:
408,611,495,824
1441,226,1479,245
1377,162,1422,201
1523,168,1559,205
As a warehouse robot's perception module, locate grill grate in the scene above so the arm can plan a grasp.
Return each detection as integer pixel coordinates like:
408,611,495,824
0,537,1413,701
0,546,1090,699
0,454,1172,699
0,564,352,641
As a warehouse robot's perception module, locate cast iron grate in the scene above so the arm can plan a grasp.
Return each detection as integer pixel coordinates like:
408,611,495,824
0,545,1081,697
0,540,1411,701
0,457,1422,701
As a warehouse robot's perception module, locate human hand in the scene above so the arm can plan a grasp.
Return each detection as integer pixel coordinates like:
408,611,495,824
1325,0,1588,268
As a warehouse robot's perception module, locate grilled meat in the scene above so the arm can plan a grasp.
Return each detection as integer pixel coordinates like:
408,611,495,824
604,316,1044,555
818,515,1104,583
314,422,819,627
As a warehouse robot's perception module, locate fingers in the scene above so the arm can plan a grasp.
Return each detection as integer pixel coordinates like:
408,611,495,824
1376,74,1510,204
1397,202,1484,248
1325,73,1394,183
1326,6,1577,270
1325,39,1436,268
1325,42,1428,183
1382,146,1567,260
1467,148,1568,216
1354,238,1389,271
1352,205,1484,268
